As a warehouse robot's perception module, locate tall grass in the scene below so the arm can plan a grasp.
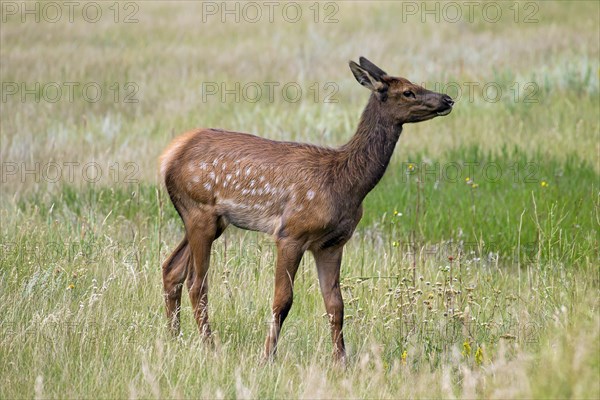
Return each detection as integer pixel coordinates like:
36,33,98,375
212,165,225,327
1,146,598,398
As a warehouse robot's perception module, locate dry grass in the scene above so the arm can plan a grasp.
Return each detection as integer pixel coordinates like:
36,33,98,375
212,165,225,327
1,1,598,191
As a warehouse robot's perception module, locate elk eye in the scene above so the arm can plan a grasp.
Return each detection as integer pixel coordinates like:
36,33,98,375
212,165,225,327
403,90,415,98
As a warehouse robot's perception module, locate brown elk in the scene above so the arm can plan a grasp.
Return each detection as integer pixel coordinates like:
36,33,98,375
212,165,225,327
160,57,453,362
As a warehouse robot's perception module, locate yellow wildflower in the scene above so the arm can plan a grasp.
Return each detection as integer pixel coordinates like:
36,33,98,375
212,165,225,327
541,181,548,188
401,350,407,365
475,346,484,365
67,283,75,290
462,340,471,357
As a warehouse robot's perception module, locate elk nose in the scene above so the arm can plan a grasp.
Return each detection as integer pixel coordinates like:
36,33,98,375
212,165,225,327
442,95,454,107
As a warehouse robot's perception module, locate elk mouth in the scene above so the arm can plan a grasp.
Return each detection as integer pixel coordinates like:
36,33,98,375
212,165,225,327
436,107,452,116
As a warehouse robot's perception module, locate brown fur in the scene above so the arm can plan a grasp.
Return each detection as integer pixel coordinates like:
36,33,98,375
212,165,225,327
160,57,454,362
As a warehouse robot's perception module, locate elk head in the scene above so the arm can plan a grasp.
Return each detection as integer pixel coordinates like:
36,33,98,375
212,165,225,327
349,57,454,124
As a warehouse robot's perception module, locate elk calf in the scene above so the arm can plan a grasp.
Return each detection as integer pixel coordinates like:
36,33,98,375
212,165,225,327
160,57,454,361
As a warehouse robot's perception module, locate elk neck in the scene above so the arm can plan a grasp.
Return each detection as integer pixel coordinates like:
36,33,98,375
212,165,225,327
335,94,403,203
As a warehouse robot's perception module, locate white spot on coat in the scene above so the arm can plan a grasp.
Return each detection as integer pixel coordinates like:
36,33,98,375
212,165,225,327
307,190,315,200
204,182,212,191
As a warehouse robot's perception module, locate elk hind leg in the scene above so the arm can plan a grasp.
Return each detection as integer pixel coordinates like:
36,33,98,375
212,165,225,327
162,237,190,336
185,211,219,342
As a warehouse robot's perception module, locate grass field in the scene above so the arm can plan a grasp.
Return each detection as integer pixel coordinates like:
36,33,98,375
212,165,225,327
1,1,599,398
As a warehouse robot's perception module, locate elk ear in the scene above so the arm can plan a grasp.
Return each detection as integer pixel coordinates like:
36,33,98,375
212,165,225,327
358,57,387,80
349,60,387,92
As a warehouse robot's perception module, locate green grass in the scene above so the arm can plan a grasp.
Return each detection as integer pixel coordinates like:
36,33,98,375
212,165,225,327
1,1,599,398
365,147,598,266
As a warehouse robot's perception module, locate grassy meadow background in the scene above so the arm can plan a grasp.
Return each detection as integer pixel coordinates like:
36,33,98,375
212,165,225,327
1,1,599,398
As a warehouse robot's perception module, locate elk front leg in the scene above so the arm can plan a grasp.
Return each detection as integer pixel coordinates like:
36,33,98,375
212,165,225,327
313,245,346,362
162,237,190,336
264,238,304,360
186,212,217,342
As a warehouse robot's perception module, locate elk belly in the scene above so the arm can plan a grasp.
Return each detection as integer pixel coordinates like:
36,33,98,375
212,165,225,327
216,199,280,234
